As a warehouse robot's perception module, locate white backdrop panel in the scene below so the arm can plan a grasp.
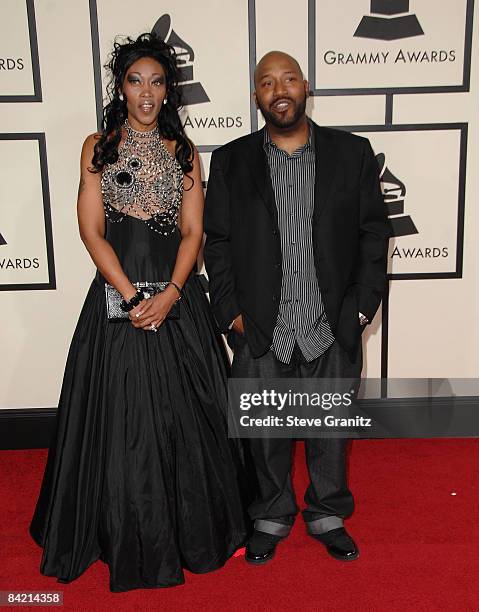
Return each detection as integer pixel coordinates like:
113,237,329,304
95,0,252,146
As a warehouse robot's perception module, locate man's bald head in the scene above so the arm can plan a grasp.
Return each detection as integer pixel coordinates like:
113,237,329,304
253,50,308,131
254,51,304,87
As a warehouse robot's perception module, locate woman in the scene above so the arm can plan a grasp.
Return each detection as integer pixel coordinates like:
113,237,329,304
30,32,251,592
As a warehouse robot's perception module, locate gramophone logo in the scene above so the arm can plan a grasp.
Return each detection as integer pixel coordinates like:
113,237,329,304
0,232,6,246
376,152,418,237
354,0,424,41
152,14,210,106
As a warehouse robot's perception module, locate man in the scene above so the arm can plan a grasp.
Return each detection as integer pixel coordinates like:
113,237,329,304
204,51,390,564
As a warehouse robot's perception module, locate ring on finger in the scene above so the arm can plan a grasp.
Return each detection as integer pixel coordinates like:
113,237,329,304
149,323,158,332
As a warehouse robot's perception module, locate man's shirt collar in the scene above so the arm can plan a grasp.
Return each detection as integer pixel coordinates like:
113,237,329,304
263,118,314,155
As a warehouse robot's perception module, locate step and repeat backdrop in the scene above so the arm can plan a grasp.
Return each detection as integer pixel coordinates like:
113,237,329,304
0,0,478,409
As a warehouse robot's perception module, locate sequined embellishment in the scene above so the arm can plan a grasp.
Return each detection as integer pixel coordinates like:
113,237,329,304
100,119,184,236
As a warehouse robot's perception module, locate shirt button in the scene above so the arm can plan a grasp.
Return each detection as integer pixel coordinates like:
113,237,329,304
291,241,296,245
275,263,281,269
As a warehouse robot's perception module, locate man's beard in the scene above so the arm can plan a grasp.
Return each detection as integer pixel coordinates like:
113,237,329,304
257,94,307,129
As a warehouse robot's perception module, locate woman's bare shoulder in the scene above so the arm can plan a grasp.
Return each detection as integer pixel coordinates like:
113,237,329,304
82,132,101,152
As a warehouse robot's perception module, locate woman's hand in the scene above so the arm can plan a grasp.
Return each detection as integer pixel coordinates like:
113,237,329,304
129,285,179,331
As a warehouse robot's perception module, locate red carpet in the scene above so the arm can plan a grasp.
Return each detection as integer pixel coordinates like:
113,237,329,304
1,440,478,611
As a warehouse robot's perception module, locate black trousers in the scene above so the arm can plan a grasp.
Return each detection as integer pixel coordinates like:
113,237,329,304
231,334,362,537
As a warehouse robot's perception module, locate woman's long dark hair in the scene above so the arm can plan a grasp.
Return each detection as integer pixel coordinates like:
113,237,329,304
91,32,194,175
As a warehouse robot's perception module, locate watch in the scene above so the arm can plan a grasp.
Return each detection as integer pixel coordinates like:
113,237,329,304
359,312,369,326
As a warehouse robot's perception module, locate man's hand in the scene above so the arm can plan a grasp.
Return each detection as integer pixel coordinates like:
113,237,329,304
232,314,245,335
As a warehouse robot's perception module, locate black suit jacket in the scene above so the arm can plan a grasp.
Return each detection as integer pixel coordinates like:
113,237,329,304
203,121,391,359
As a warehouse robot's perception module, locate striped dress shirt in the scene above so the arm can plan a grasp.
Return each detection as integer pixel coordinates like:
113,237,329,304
264,122,335,364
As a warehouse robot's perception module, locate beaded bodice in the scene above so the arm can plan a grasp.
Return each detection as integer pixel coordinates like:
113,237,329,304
101,120,183,236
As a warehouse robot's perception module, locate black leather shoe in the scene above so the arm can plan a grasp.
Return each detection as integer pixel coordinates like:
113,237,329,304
245,530,283,565
310,527,359,561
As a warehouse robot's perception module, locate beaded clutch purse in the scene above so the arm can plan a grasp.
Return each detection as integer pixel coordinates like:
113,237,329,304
105,282,180,321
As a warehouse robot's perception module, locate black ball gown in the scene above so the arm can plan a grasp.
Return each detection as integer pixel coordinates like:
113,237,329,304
30,121,251,592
